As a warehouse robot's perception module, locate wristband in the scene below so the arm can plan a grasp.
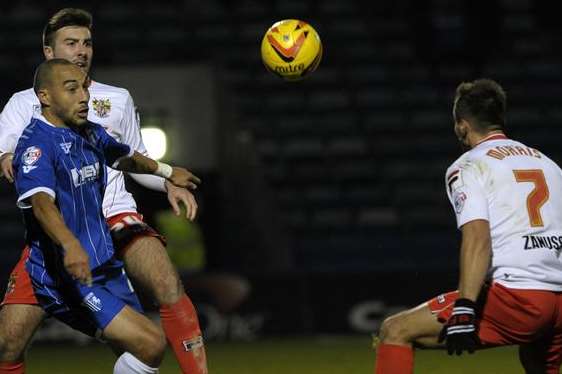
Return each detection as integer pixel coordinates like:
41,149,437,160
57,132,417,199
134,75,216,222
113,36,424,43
155,161,173,179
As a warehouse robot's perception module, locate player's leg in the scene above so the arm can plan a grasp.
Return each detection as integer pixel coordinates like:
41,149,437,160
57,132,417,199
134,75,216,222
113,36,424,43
122,236,207,374
109,212,207,374
41,267,167,373
519,340,550,374
0,248,46,374
0,305,45,374
518,292,562,374
374,301,443,374
103,304,166,369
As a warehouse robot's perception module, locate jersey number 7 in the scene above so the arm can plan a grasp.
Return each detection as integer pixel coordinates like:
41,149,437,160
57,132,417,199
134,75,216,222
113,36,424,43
513,169,549,227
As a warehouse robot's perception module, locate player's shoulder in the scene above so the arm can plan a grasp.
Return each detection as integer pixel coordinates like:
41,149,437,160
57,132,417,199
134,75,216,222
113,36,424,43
445,147,491,189
86,120,106,132
446,151,471,176
90,81,132,102
15,119,54,152
8,88,39,106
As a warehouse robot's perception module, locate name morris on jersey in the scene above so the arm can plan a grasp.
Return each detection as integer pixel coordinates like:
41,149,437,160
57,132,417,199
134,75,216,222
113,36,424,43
523,235,562,251
486,145,542,160
71,162,100,187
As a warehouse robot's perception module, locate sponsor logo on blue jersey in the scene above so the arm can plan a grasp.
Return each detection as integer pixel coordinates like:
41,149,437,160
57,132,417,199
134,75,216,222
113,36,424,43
71,162,100,187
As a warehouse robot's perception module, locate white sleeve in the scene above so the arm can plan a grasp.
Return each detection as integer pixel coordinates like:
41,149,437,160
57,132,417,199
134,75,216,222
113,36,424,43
128,173,166,192
120,92,148,154
0,94,35,155
120,92,166,192
446,163,489,228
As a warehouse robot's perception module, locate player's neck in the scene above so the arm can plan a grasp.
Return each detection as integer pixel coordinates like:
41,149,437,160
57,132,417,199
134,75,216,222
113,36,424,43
41,110,69,129
470,130,506,148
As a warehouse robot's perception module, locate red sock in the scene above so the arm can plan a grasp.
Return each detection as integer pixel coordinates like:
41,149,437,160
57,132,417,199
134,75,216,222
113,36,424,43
375,343,414,374
160,294,207,374
0,362,24,374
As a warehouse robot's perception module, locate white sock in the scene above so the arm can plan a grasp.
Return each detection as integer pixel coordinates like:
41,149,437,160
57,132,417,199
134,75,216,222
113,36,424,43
113,352,159,374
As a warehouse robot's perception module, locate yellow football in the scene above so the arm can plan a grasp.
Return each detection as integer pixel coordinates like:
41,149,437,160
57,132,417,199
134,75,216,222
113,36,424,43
261,19,322,81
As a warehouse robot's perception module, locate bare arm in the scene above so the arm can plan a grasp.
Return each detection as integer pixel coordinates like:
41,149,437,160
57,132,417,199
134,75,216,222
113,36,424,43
30,192,92,286
114,151,158,174
458,219,491,302
114,151,201,190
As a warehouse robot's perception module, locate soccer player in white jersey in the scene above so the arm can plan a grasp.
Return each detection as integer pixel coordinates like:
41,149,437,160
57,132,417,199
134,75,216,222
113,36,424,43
374,79,562,374
0,9,207,374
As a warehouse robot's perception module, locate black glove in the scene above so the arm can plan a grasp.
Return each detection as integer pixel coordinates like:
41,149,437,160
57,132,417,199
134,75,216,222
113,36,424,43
438,298,481,355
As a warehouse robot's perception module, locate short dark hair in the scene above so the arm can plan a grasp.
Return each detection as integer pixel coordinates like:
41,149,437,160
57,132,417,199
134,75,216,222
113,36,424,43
453,79,507,132
33,58,75,95
43,8,93,47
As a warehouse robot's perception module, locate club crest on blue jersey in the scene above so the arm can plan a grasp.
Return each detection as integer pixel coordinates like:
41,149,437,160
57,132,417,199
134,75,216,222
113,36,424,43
92,98,111,118
71,162,100,187
83,292,103,312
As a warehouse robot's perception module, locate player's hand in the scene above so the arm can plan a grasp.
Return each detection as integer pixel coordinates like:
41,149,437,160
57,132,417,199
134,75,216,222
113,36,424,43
168,167,201,190
0,153,14,183
165,181,198,221
438,298,481,355
63,240,92,287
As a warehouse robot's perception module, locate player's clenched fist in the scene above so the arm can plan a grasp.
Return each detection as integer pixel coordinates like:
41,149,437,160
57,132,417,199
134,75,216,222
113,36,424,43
438,298,481,355
169,167,201,190
63,240,92,287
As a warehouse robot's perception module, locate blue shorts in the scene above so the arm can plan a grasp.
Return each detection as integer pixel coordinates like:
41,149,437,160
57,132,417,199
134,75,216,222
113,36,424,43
27,258,143,337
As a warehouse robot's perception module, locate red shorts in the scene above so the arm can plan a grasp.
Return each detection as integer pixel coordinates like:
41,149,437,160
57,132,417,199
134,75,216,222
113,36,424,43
1,247,37,306
2,212,165,306
429,282,562,369
106,212,166,260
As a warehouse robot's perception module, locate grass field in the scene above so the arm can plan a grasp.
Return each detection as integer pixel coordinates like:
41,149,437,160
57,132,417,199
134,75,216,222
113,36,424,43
27,335,525,373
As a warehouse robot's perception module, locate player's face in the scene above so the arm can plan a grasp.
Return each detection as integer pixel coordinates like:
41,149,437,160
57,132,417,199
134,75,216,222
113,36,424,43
48,65,91,127
44,26,93,73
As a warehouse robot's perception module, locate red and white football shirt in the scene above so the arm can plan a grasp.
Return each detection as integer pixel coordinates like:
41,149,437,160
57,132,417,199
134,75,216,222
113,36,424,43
446,133,562,291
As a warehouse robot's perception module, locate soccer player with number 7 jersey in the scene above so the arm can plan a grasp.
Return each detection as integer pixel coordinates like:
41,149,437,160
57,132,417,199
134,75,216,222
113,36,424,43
375,79,562,374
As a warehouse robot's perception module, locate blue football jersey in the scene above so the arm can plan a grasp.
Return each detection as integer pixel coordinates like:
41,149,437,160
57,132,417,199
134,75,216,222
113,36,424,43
13,116,133,277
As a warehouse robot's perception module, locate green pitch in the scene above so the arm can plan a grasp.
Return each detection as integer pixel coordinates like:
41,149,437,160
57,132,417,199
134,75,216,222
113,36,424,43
27,335,524,373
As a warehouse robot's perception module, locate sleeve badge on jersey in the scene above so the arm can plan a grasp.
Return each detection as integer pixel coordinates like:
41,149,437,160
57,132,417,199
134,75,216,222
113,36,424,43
453,191,467,214
23,146,42,165
22,146,42,173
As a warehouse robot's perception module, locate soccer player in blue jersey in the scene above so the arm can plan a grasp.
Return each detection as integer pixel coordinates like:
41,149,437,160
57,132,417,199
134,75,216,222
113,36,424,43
12,58,200,373
0,9,207,374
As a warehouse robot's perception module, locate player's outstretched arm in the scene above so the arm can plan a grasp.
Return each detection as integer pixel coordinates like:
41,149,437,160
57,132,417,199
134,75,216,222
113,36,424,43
30,192,92,286
114,151,201,190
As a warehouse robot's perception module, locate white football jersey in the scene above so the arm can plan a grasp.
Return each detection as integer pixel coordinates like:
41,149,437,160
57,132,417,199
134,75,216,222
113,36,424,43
0,81,148,217
446,133,562,291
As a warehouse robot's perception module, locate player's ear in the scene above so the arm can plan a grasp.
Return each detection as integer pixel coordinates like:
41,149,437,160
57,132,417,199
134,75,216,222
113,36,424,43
458,119,471,133
37,88,51,107
43,45,54,60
